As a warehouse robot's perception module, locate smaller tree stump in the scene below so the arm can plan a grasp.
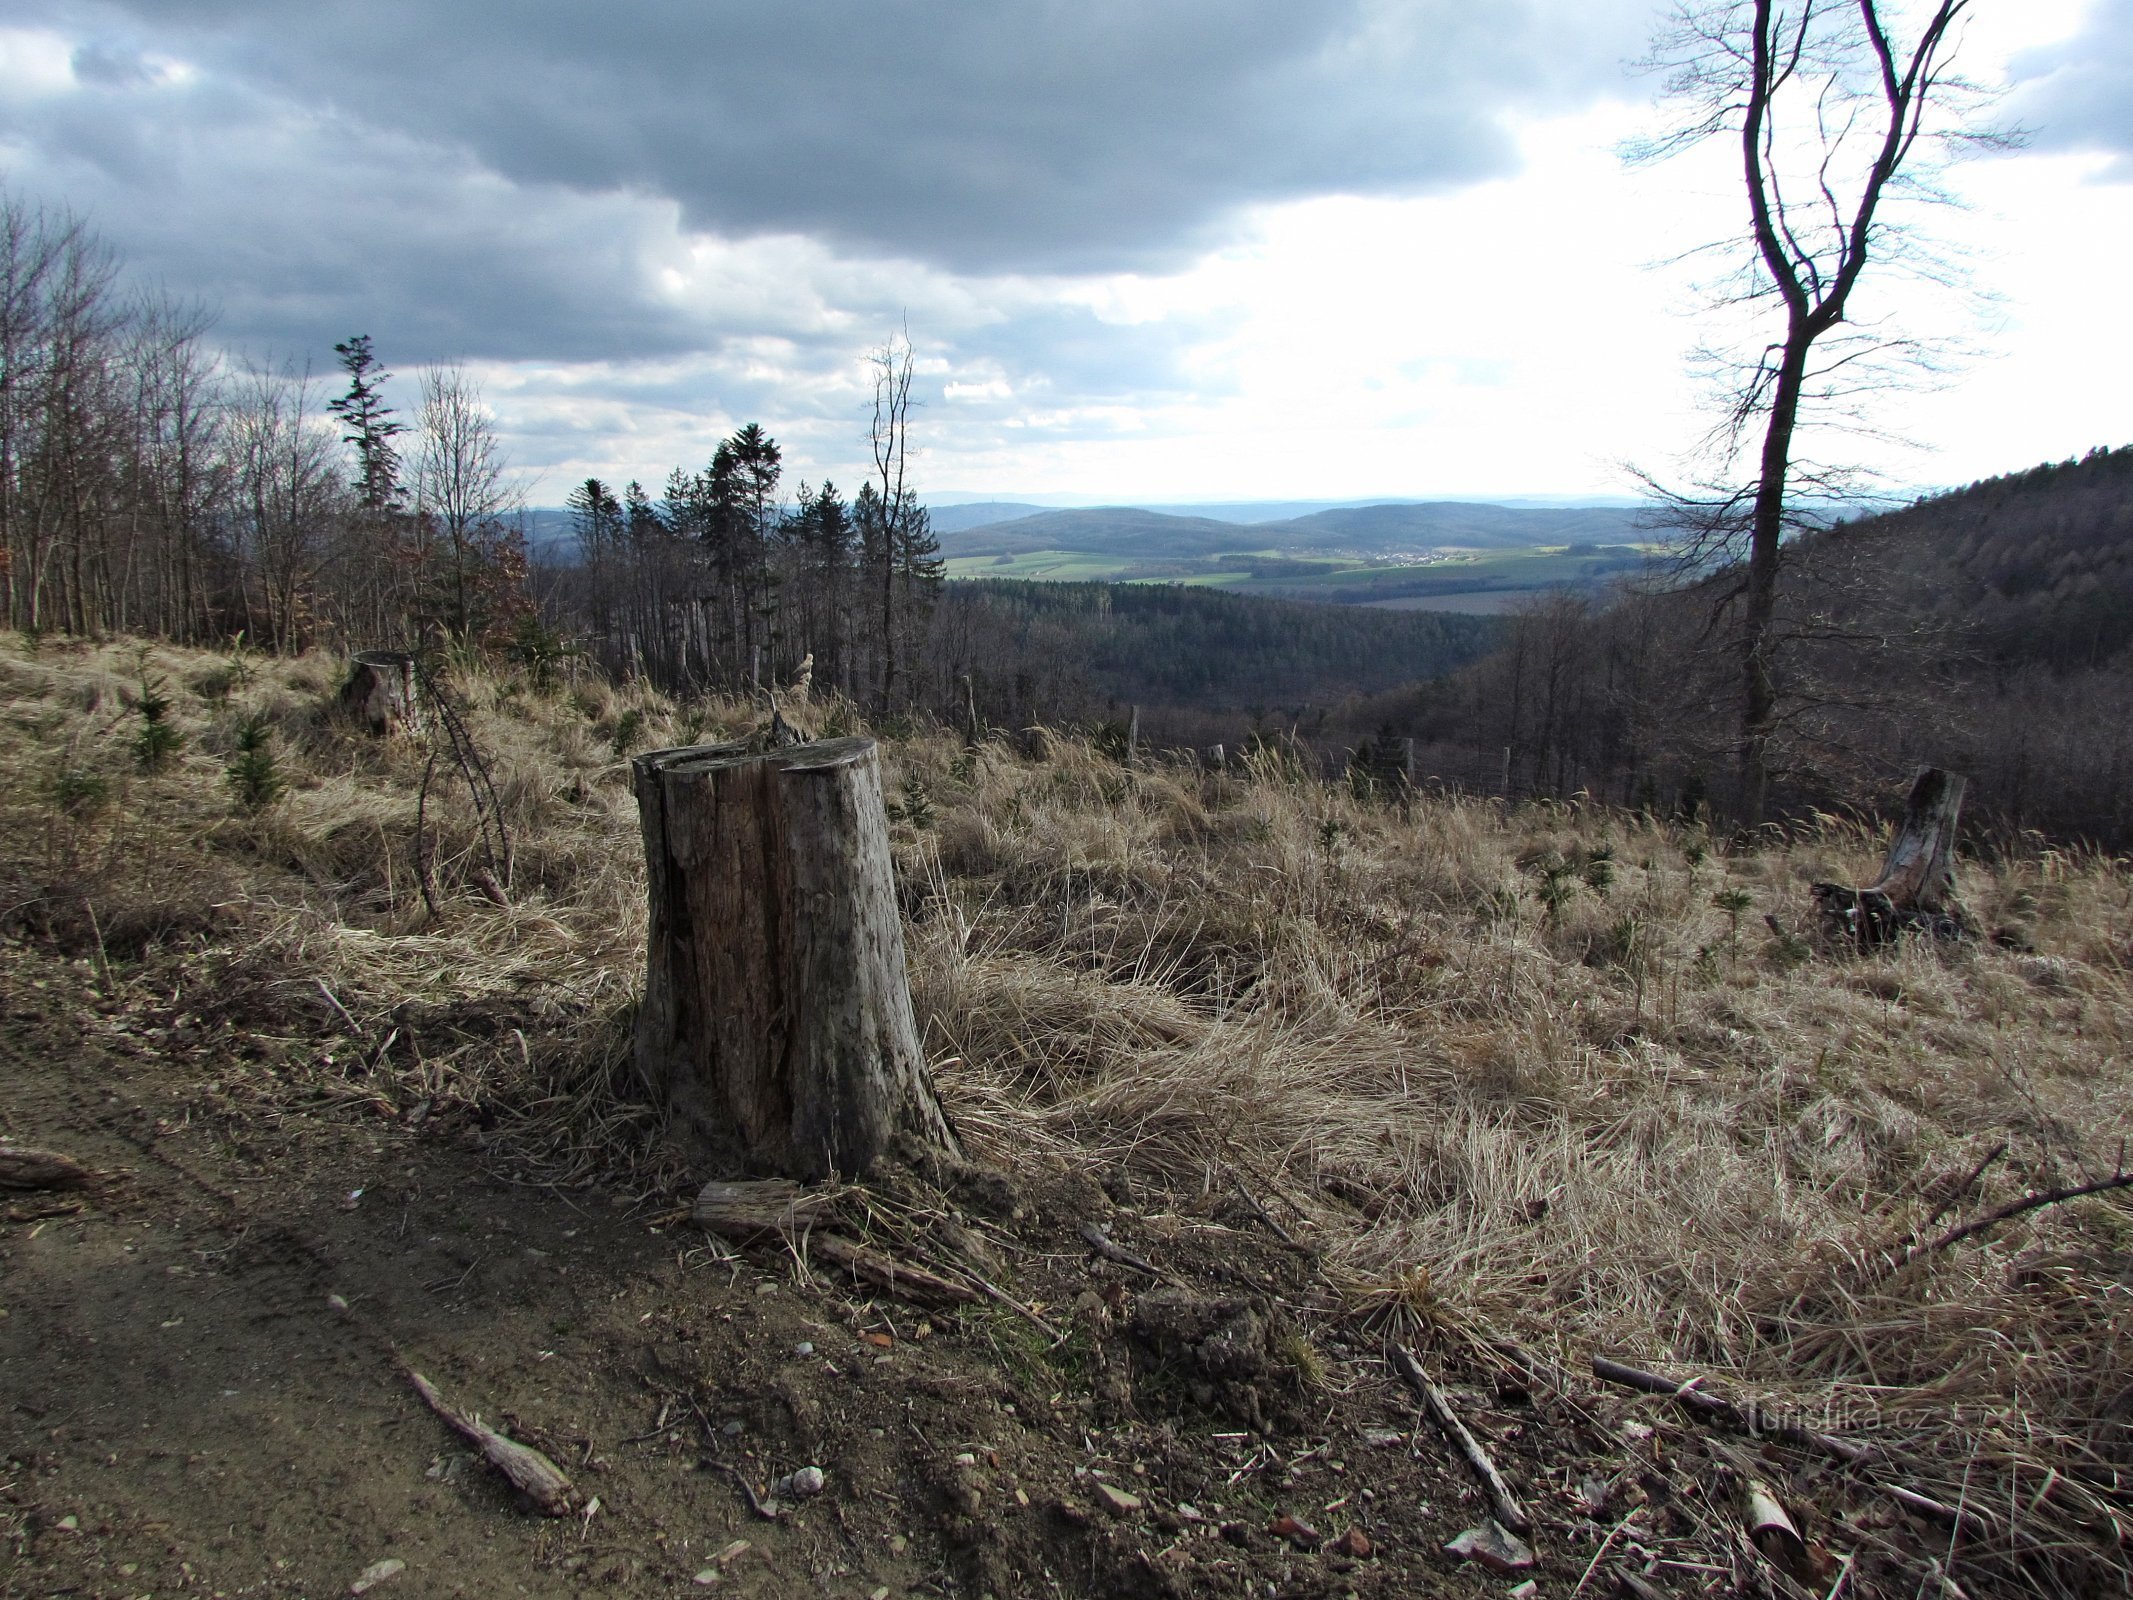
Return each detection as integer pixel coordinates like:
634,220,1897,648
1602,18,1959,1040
634,736,960,1180
1813,767,1969,946
341,651,424,737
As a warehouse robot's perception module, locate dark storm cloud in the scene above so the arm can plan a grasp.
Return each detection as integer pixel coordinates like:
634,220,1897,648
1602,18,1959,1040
2013,0,2133,175
0,0,1643,471
20,0,1641,276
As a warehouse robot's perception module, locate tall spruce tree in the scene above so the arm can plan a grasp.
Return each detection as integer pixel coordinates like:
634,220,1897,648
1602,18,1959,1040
327,335,406,513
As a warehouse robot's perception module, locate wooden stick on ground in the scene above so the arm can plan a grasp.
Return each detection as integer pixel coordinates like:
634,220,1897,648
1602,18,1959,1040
1078,1222,1183,1286
0,1143,97,1191
404,1369,575,1515
1391,1343,1532,1535
1590,1355,1872,1465
1589,1356,1999,1534
694,1177,980,1308
1930,1171,2133,1253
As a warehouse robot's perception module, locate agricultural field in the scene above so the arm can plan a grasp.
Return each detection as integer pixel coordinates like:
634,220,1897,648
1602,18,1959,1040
942,544,1656,611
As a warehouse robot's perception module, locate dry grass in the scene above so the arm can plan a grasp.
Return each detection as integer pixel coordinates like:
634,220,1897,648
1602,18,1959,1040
3,631,2129,1595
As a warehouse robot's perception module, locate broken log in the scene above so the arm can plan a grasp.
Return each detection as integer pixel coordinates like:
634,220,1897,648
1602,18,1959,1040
0,1143,96,1190
1813,767,1968,946
635,737,960,1180
340,650,425,737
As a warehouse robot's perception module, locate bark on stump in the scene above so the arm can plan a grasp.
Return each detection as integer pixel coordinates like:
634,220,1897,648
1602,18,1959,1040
633,737,960,1180
341,651,424,737
1813,767,1969,946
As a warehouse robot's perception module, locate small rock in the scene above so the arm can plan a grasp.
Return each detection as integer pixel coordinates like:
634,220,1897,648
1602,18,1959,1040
720,1419,745,1437
792,1341,815,1357
349,1557,406,1595
774,1466,825,1499
1269,1513,1322,1549
1509,1583,1539,1599
1444,1522,1535,1574
755,1281,777,1296
953,1452,978,1466
1327,1527,1372,1558
691,1570,721,1588
1094,1481,1142,1516
715,1539,751,1566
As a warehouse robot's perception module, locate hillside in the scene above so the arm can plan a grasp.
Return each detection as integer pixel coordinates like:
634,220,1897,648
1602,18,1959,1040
938,500,1652,560
2,634,2127,1599
1357,445,2133,844
921,579,1502,740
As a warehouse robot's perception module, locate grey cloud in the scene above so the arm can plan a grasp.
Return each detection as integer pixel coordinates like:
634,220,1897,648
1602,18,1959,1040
2012,0,2133,175
32,0,1645,277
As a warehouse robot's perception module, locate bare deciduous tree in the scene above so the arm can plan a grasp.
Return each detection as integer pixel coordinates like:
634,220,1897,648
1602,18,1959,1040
1633,0,2008,823
414,363,518,639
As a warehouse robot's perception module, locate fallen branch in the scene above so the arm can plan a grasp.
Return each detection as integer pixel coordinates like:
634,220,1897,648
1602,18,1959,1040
1228,1169,1303,1249
404,1369,574,1515
1590,1355,1871,1465
0,1143,97,1191
932,1258,1063,1342
1930,1171,2133,1254
1590,1356,2001,1536
1079,1222,1180,1285
1392,1344,1531,1535
810,1233,977,1306
694,1178,976,1308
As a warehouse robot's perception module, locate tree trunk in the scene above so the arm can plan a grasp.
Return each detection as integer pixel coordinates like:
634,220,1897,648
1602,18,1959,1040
633,736,959,1180
341,650,424,737
1813,767,1968,945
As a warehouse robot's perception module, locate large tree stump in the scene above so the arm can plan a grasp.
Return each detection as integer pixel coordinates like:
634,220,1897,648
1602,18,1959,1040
341,651,424,737
633,737,960,1180
1813,767,1969,946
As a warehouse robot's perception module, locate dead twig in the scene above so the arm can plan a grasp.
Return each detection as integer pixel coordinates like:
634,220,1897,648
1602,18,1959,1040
1391,1343,1531,1535
1930,1170,2133,1253
404,1368,574,1515
1078,1221,1180,1285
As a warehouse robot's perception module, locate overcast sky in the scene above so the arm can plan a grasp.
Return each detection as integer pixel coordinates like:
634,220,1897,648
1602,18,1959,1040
3,0,2129,505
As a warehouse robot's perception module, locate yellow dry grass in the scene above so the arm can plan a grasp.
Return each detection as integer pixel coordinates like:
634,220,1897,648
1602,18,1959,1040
2,630,2128,1594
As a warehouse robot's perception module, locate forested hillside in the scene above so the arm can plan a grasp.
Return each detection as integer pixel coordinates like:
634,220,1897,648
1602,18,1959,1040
916,579,1500,744
1358,446,2133,845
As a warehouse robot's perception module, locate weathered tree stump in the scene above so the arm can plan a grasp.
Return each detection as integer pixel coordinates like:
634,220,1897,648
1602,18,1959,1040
633,737,960,1180
1813,767,1969,946
341,650,424,737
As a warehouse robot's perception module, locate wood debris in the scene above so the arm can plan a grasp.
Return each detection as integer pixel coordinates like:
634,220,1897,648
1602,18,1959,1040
403,1369,574,1515
1391,1343,1531,1535
0,1142,97,1191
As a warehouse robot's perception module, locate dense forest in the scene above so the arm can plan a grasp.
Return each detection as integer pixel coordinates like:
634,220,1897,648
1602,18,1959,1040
1358,446,2133,845
915,579,1500,744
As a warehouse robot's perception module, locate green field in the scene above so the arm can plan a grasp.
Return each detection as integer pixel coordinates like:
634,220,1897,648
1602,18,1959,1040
943,543,1654,611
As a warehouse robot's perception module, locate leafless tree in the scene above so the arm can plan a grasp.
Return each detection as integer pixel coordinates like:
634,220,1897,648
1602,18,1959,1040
414,363,519,639
1632,0,2009,822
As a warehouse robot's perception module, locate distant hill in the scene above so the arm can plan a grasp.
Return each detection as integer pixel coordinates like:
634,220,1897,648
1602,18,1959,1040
925,502,1055,534
938,500,1652,560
